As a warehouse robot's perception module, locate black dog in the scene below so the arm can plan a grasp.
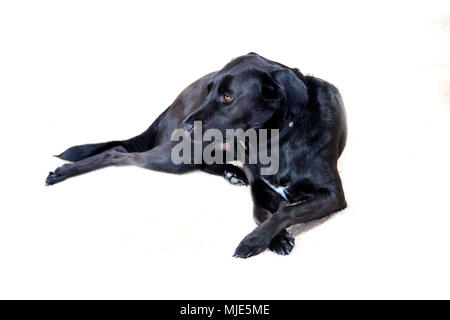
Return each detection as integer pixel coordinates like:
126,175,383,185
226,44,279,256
46,53,347,258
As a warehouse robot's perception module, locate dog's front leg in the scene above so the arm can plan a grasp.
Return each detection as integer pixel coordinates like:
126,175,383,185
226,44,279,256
249,180,295,256
234,187,346,258
252,205,295,256
46,143,197,185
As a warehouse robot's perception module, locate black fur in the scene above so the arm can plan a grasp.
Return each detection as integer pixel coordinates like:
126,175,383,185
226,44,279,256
46,53,347,258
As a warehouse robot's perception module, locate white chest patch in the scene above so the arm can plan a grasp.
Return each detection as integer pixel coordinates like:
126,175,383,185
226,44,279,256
261,177,289,201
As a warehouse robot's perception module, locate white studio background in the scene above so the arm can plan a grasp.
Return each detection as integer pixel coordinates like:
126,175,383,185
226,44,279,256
0,0,449,299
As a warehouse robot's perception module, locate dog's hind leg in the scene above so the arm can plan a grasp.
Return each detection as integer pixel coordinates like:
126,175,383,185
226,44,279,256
46,142,197,186
202,164,248,186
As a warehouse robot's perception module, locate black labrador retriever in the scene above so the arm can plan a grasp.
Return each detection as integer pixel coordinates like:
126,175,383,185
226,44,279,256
46,53,347,258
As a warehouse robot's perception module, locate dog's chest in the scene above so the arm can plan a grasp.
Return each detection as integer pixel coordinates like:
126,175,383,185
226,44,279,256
261,177,290,201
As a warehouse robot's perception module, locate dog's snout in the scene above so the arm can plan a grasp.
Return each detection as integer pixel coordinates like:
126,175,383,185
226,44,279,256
181,122,194,134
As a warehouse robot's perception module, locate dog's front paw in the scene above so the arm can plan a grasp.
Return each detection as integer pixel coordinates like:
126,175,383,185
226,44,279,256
224,170,247,186
268,230,295,255
233,231,271,258
45,165,70,186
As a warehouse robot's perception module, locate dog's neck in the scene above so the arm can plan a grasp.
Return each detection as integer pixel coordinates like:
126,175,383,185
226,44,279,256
265,109,299,134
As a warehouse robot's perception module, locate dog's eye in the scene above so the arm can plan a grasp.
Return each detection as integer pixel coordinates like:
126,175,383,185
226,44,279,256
223,91,233,102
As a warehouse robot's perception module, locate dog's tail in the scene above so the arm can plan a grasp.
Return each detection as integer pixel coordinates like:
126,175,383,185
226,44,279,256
56,140,124,162
56,109,168,162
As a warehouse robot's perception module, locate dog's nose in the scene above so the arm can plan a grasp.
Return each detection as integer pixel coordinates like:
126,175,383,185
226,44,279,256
181,123,194,134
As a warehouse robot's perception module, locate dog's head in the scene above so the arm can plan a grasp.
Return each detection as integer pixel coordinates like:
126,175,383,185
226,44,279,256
181,53,309,135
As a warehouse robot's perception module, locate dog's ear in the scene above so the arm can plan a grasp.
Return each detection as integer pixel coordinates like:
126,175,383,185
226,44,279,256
259,69,309,127
261,72,284,106
270,69,309,116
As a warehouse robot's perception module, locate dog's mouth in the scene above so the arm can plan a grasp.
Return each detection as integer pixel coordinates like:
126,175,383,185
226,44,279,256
217,142,231,151
217,140,247,152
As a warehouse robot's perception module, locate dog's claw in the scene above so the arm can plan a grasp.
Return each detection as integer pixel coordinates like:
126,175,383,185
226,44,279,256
233,231,270,258
268,230,295,256
45,166,68,186
224,170,247,186
46,173,56,186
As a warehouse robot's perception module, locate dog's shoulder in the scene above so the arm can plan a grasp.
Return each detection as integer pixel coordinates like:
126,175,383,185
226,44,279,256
304,76,342,106
303,75,345,129
284,74,346,157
